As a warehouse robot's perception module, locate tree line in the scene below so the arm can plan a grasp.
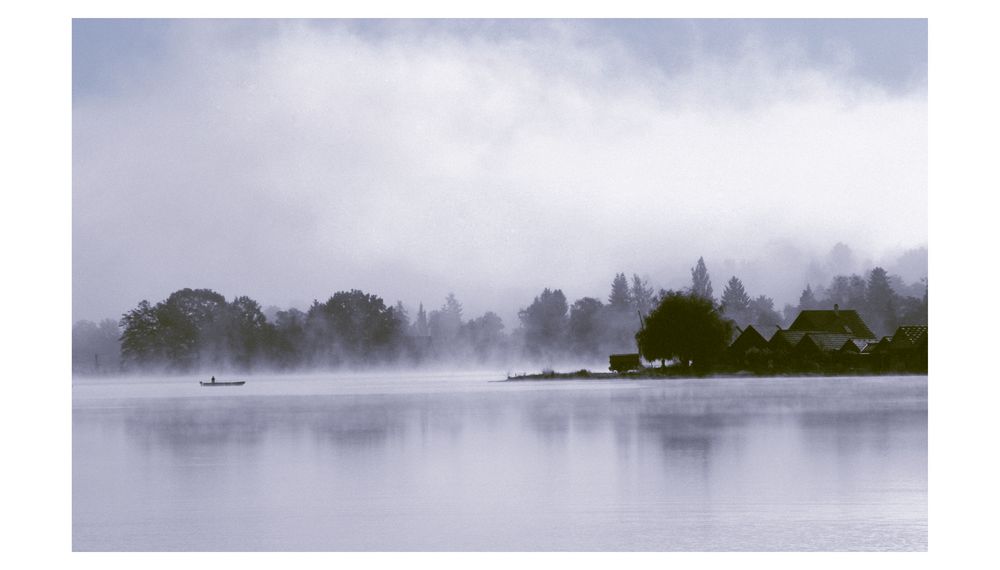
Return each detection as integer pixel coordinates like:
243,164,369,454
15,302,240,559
72,257,928,374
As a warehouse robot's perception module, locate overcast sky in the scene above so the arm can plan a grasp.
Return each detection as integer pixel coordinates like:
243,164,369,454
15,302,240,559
72,19,927,325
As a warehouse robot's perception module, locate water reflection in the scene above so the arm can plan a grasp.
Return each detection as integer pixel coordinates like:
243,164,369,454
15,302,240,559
74,375,927,551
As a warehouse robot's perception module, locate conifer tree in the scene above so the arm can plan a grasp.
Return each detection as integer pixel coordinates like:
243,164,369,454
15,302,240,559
413,302,429,336
630,274,655,316
720,276,751,326
608,272,632,311
798,284,819,310
690,257,714,303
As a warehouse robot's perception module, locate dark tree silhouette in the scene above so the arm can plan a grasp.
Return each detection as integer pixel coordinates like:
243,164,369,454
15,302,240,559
392,301,410,332
271,308,306,368
690,257,714,302
608,273,632,310
568,296,605,358
462,312,505,362
412,302,429,337
635,290,732,371
119,300,164,368
630,274,655,316
605,273,639,352
798,284,820,310
519,288,568,359
118,288,230,371
305,289,405,365
866,267,899,337
824,274,868,311
748,295,782,328
720,276,751,327
227,295,272,369
429,293,464,343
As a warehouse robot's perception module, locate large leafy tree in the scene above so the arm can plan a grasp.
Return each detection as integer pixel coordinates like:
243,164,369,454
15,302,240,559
227,295,272,369
824,274,868,310
568,296,605,358
162,288,230,368
118,288,230,371
748,295,782,329
635,290,732,370
461,312,505,362
306,289,404,365
519,288,569,359
119,300,164,368
271,308,306,368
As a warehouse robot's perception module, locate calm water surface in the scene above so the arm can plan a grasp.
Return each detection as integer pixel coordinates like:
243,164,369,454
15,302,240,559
73,373,927,551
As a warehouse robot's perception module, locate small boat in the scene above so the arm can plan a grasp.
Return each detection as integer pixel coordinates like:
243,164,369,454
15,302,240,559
200,380,246,387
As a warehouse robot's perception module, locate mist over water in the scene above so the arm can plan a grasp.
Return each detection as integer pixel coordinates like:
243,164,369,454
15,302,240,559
73,374,926,551
71,19,928,552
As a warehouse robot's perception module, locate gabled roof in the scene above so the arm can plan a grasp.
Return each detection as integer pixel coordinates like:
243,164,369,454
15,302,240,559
862,336,893,354
729,325,772,352
769,330,808,350
892,325,928,347
847,339,869,352
796,332,855,353
788,309,876,339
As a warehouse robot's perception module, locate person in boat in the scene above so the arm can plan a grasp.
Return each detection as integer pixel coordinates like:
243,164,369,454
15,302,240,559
211,376,215,384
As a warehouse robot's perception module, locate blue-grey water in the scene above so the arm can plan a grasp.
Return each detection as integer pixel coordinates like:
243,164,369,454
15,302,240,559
72,373,927,551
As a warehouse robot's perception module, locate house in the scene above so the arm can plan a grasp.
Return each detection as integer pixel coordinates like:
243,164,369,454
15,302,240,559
722,305,923,374
728,325,775,355
768,330,809,353
793,332,858,357
787,305,876,340
743,306,879,371
891,325,928,349
846,339,869,352
888,325,928,371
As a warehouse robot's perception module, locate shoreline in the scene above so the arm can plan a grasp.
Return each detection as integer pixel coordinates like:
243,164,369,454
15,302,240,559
503,369,928,381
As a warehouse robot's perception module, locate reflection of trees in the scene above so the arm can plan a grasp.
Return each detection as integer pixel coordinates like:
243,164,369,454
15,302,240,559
795,409,927,457
115,396,416,452
516,389,739,463
309,403,406,448
121,400,269,451
111,394,489,454
637,412,723,458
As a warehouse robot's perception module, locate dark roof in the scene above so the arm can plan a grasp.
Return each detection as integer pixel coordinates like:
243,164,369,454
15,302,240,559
846,339,869,352
863,336,894,354
797,333,855,353
769,330,808,350
892,325,928,347
729,326,771,352
788,309,876,339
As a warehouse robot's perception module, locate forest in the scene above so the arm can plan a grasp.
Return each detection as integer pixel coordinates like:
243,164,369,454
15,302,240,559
72,256,928,375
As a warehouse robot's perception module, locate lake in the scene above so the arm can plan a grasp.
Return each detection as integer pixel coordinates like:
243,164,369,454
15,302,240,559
72,373,927,551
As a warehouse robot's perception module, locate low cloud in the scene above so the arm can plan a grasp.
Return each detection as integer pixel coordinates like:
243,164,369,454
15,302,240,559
73,20,927,324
